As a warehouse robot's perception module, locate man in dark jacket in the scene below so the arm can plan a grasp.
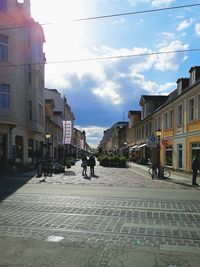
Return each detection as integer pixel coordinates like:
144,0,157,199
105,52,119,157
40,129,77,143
192,155,200,186
88,154,96,176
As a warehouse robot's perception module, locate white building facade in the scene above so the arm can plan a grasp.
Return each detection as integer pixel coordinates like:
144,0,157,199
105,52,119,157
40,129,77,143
0,0,45,172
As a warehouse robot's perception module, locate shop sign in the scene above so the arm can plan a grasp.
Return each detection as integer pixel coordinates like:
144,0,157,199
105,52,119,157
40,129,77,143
162,139,168,145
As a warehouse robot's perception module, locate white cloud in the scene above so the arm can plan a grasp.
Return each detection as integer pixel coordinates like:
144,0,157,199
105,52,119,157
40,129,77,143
112,18,126,24
158,82,176,94
195,23,200,36
75,125,107,147
152,0,175,7
177,19,194,31
93,81,122,105
155,40,189,71
129,0,175,7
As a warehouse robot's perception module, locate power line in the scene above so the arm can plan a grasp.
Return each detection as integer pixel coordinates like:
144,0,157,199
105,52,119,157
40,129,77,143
0,3,199,32
0,47,199,68
73,3,200,22
0,23,51,32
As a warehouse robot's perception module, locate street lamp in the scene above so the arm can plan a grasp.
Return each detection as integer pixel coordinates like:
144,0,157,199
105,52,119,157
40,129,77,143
45,133,51,157
155,129,162,178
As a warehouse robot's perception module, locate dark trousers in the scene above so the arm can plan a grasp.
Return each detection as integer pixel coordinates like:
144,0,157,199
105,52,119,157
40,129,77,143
90,166,94,175
192,169,198,184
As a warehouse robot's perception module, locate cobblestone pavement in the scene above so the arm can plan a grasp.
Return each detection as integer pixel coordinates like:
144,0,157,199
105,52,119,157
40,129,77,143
1,191,200,250
20,160,198,190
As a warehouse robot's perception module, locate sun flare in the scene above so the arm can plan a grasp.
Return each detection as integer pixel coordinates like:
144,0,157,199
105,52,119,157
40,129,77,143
31,0,85,61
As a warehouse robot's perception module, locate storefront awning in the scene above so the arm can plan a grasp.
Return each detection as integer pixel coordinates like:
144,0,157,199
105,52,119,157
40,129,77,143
137,143,147,148
129,145,139,151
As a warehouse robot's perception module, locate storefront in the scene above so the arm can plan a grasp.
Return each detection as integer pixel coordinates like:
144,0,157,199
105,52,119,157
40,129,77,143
0,134,7,173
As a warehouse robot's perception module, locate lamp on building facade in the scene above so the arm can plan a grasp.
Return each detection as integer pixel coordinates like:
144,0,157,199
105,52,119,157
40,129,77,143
155,129,162,178
45,133,51,157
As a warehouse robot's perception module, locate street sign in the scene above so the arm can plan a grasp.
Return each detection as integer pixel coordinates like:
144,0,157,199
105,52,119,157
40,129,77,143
149,135,157,148
149,135,156,143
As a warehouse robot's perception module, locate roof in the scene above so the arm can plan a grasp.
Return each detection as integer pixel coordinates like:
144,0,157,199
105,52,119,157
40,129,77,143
128,110,141,115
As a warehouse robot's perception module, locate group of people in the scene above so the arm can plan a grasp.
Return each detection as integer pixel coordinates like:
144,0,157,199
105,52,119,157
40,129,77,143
81,154,96,177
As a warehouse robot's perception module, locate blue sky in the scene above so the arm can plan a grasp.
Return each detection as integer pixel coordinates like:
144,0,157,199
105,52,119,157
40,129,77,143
31,0,200,147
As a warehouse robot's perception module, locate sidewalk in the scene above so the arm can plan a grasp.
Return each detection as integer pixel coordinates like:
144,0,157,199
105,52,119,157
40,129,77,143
0,235,200,267
128,161,197,185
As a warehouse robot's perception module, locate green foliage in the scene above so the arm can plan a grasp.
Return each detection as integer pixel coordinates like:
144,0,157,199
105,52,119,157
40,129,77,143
98,154,127,168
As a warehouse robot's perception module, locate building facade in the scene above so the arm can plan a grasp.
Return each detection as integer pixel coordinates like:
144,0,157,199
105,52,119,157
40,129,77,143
0,0,45,173
134,66,200,173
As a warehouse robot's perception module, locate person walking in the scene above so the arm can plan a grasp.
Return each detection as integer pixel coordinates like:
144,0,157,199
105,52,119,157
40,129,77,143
88,154,96,176
81,154,87,176
192,154,200,186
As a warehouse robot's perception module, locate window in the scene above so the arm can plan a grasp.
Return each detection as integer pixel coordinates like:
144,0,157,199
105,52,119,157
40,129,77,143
145,124,148,137
0,34,8,62
154,118,157,131
28,100,32,120
28,139,34,163
15,135,23,164
177,104,183,125
169,110,173,128
166,145,172,166
191,143,200,169
198,95,200,119
188,97,195,122
177,144,182,169
0,0,7,12
0,83,9,109
38,103,44,124
28,64,32,84
164,113,168,130
158,117,161,130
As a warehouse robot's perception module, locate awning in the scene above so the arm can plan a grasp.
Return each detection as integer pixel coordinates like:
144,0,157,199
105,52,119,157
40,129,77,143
137,143,147,148
129,145,139,151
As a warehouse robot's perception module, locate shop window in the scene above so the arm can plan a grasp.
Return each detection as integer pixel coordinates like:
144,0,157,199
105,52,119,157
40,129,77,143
177,144,182,168
165,145,172,166
28,139,34,163
15,136,23,164
191,143,200,168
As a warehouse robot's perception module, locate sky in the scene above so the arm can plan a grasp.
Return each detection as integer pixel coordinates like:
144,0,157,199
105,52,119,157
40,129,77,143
30,0,200,147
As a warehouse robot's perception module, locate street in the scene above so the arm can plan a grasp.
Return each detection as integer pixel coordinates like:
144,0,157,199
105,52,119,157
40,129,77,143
0,161,200,266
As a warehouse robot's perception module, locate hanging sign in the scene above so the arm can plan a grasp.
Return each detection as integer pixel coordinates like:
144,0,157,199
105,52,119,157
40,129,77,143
63,121,72,144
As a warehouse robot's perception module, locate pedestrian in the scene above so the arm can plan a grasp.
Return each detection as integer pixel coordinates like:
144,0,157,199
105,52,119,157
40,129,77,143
88,154,96,176
81,154,87,176
192,154,200,186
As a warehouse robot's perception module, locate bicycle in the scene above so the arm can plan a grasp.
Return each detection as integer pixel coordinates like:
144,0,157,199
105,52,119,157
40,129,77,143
148,166,171,179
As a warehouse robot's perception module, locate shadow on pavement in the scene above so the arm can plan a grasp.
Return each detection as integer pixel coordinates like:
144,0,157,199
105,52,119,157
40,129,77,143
83,175,91,180
91,174,99,178
160,177,196,188
63,171,76,176
0,170,36,202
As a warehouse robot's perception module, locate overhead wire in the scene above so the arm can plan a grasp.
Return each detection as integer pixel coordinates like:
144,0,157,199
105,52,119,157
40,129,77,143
73,3,200,22
0,48,199,68
0,3,199,31
0,3,199,66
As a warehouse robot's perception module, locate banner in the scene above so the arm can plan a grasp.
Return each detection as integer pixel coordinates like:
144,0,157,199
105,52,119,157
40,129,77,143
63,121,72,144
